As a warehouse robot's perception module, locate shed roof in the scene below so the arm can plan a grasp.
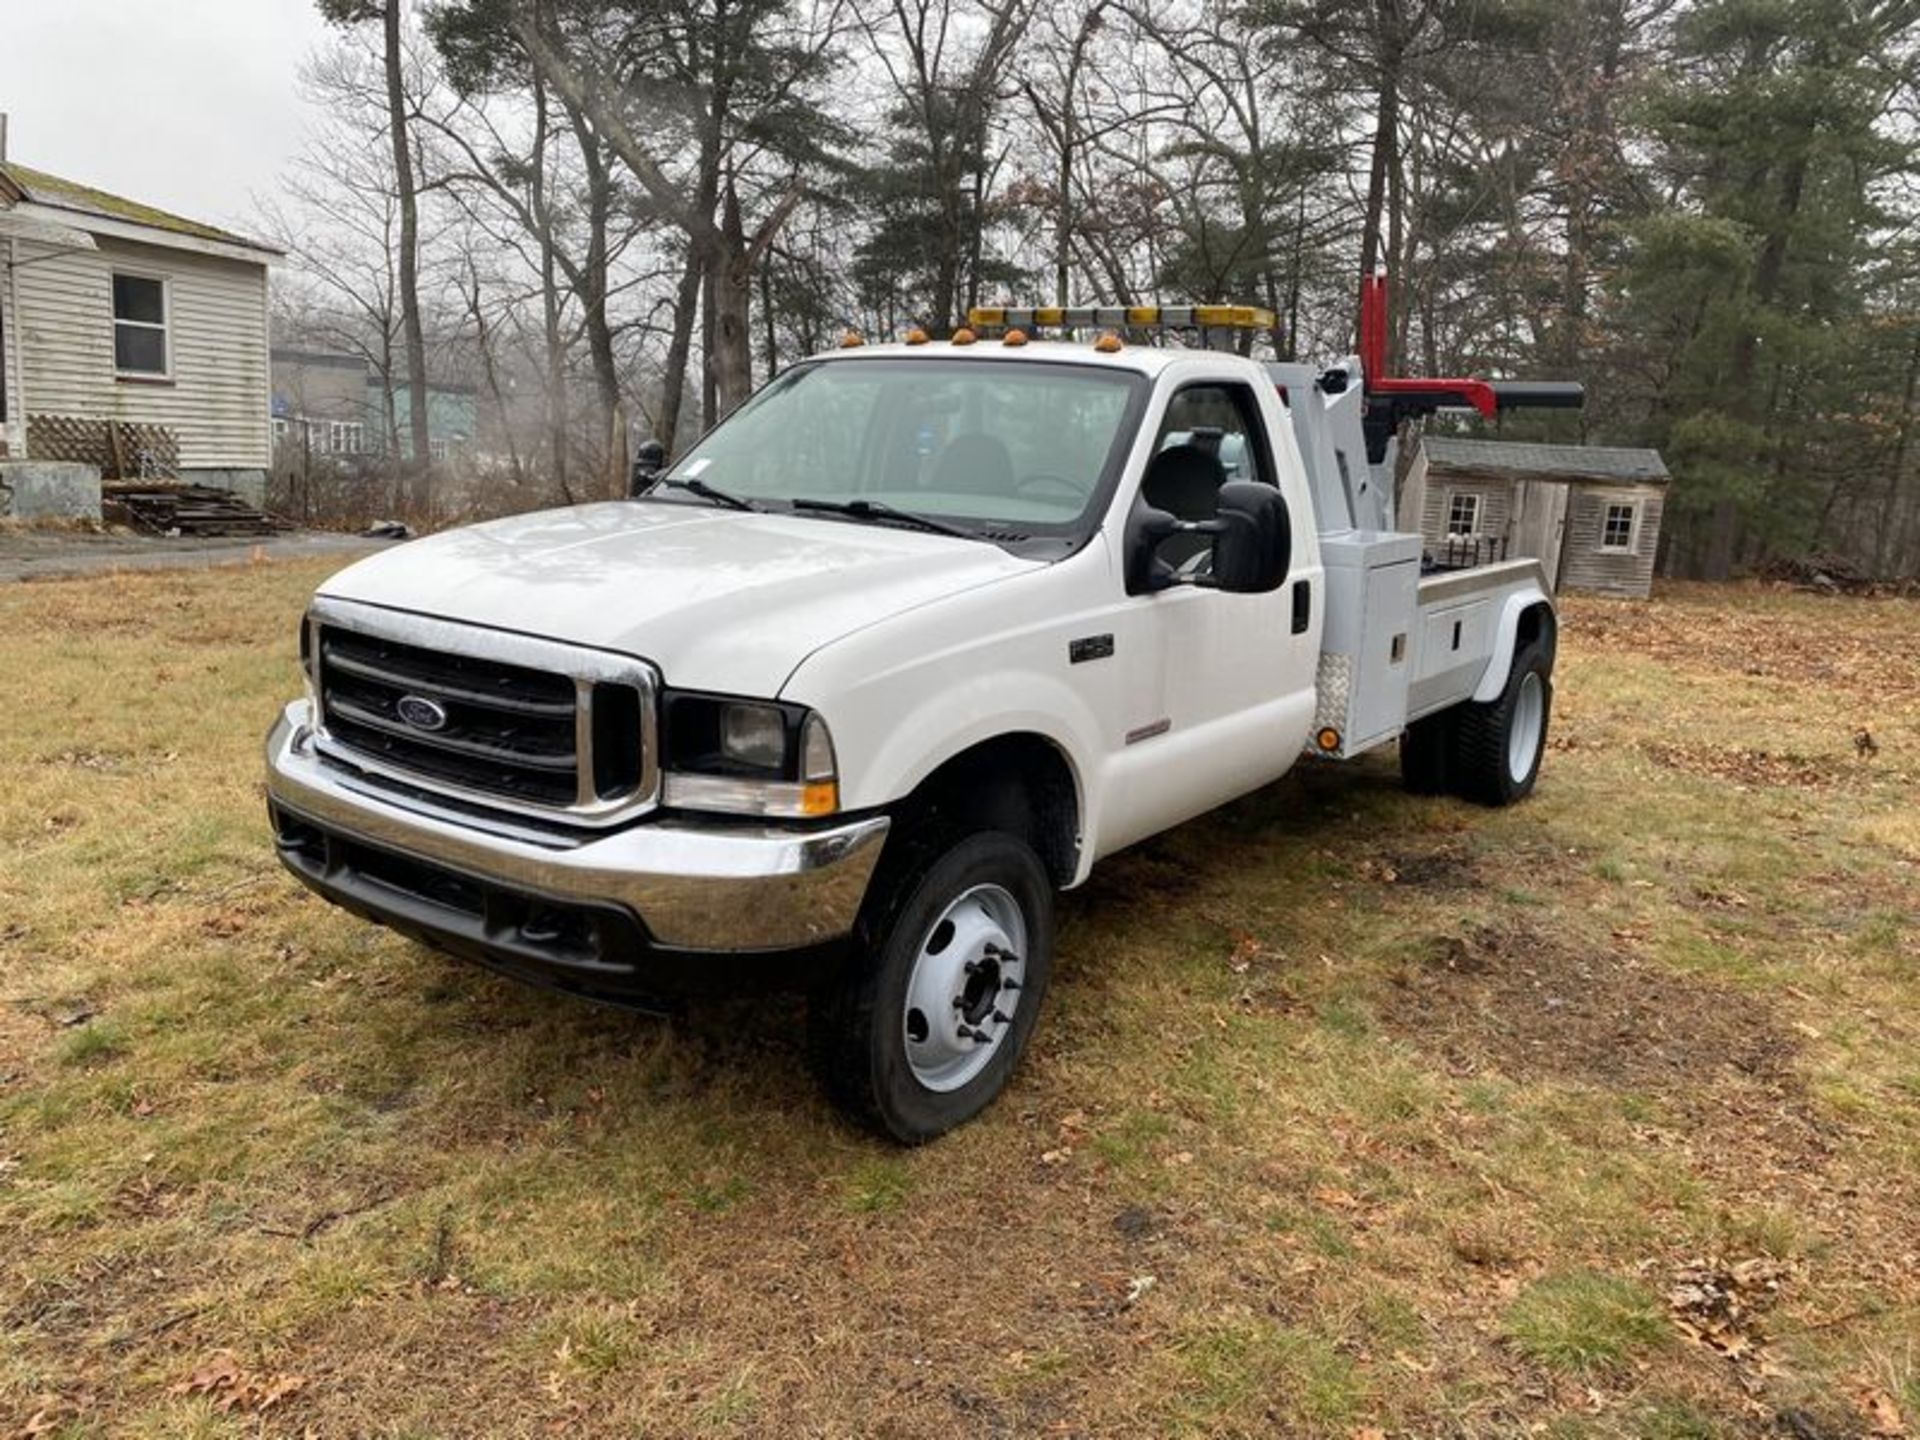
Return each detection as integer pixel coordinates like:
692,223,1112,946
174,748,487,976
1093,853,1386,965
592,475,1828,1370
0,161,281,256
1423,437,1668,486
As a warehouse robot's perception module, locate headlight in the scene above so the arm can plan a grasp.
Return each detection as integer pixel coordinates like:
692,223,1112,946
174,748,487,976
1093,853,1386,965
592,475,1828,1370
721,703,786,770
660,693,839,818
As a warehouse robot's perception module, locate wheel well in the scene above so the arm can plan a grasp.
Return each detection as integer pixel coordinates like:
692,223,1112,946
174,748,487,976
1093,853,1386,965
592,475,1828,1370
1516,600,1557,664
893,734,1080,888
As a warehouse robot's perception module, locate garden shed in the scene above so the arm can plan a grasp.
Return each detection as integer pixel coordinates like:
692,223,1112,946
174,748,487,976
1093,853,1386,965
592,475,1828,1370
1404,437,1671,599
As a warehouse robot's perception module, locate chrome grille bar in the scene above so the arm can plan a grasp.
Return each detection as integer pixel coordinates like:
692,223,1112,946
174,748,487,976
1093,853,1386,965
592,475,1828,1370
307,596,659,827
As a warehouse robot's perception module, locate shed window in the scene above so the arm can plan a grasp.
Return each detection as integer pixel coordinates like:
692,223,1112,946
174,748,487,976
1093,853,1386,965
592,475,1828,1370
1601,501,1638,553
112,273,170,377
1446,491,1482,536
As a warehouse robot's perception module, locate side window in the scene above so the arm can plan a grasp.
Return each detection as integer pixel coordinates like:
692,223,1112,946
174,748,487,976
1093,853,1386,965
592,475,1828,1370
1600,501,1637,552
1447,491,1482,537
1155,383,1275,487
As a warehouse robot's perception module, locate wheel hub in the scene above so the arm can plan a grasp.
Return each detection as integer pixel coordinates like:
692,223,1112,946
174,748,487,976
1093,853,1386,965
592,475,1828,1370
903,884,1028,1093
1508,670,1545,783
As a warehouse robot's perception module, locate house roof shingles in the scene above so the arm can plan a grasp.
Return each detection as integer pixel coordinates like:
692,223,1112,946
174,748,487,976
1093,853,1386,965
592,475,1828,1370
1424,436,1669,486
0,161,281,256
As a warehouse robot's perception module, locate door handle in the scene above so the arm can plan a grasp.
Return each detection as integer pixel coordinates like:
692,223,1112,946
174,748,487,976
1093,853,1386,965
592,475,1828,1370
1291,579,1311,634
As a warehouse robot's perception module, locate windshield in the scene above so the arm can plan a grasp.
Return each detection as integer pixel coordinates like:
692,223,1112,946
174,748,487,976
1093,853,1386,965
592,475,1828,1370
660,358,1146,535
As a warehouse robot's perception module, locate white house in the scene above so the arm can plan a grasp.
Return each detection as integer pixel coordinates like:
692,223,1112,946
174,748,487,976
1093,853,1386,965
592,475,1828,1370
0,145,281,500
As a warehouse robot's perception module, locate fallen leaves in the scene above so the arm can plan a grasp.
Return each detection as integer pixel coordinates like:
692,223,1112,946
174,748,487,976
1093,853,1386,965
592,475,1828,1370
1853,1385,1909,1437
168,1350,306,1415
1666,1256,1791,1379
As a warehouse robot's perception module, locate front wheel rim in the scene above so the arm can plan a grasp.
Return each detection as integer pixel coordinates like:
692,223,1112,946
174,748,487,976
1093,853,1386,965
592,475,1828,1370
1508,670,1545,782
902,883,1029,1093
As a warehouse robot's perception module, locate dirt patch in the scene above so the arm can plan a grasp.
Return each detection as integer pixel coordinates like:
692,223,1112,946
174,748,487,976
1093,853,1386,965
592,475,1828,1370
1369,843,1482,892
1381,921,1798,1093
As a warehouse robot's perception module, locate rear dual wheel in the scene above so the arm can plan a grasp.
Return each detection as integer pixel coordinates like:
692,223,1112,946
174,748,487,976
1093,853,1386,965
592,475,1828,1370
1401,638,1553,806
809,831,1054,1143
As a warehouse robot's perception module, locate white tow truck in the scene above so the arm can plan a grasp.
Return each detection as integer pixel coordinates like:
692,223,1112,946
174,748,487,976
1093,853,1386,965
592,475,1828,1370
266,276,1580,1141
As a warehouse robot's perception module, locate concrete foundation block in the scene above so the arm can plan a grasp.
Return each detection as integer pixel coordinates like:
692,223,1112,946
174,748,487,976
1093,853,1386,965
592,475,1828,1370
0,461,103,521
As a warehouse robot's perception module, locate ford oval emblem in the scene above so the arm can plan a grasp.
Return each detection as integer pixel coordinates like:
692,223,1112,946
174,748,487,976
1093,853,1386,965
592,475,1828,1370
396,695,449,732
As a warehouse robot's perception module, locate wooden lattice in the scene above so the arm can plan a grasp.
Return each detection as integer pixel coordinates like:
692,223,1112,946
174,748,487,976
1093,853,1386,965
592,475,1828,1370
26,414,179,478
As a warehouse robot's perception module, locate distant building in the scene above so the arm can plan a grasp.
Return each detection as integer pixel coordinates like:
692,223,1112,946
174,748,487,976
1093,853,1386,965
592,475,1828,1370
0,148,281,499
271,348,372,458
270,346,477,463
1405,437,1671,599
383,376,477,463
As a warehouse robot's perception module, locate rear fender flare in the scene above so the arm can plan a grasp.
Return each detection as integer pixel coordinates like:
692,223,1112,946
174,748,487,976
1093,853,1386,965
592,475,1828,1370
1471,591,1556,703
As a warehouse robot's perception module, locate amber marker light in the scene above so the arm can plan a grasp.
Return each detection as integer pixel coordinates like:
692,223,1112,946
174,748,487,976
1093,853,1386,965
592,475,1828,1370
1316,727,1341,753
839,330,865,348
1093,332,1124,353
904,327,930,345
799,781,840,816
950,327,978,346
1002,328,1031,347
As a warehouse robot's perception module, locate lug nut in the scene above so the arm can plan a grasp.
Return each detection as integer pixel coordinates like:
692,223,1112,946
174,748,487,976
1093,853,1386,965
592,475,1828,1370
992,1009,1012,1025
1001,978,1021,991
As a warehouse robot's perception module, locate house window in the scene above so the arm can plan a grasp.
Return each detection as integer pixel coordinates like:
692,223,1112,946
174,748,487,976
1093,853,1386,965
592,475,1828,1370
328,421,364,455
1601,501,1638,552
1446,491,1483,536
112,273,170,377
272,418,289,442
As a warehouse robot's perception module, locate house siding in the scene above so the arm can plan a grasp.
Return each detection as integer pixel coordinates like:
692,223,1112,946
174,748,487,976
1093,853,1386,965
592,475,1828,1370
1,244,22,455
1559,484,1664,598
14,234,269,470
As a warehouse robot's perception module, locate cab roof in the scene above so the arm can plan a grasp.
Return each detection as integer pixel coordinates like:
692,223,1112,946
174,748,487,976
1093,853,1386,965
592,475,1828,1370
808,339,1239,378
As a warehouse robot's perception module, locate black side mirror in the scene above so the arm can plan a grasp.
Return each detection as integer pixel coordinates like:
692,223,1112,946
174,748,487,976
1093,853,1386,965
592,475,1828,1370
630,438,668,497
1124,483,1291,596
1210,480,1291,593
1124,502,1183,594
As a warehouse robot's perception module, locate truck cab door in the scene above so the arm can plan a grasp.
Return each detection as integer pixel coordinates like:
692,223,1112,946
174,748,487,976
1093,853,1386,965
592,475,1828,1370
1101,376,1323,846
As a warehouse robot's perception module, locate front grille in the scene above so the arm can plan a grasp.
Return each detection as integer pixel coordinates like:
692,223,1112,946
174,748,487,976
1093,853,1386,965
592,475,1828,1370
309,604,657,823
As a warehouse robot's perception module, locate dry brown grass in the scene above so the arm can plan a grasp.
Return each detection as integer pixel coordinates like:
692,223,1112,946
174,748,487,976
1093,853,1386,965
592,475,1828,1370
1,570,1917,1438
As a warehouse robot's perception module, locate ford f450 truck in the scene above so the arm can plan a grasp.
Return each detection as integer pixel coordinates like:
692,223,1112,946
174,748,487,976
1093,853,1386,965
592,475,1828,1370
266,276,1580,1141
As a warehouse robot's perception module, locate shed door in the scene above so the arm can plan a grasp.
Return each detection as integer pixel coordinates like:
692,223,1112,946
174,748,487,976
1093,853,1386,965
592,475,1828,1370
1509,479,1570,589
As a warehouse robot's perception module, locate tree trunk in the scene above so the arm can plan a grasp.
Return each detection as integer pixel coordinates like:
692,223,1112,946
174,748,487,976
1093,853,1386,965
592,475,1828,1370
658,246,704,457
383,0,432,507
572,114,621,493
709,186,755,417
1357,22,1401,359
1874,326,1920,577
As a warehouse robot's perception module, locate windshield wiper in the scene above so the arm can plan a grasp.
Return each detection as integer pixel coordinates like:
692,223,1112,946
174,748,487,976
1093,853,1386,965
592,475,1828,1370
652,476,762,512
790,497,977,539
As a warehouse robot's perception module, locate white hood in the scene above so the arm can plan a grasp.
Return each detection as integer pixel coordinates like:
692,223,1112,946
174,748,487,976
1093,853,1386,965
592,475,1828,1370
318,501,1041,696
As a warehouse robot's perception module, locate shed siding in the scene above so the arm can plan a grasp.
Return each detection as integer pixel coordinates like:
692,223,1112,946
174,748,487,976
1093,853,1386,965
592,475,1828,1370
1419,472,1512,541
1559,484,1663,598
14,235,269,470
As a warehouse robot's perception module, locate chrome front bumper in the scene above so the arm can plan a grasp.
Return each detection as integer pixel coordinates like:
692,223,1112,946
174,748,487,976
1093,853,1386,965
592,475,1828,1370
264,701,889,953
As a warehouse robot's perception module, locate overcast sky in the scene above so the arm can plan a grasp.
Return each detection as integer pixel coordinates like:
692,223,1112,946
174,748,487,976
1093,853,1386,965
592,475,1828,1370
6,0,335,239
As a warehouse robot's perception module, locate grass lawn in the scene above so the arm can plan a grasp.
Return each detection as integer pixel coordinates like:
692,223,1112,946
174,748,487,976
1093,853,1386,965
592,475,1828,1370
2,560,1917,1438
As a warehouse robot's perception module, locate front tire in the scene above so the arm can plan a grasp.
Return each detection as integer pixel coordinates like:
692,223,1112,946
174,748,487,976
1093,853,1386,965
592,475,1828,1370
808,830,1055,1143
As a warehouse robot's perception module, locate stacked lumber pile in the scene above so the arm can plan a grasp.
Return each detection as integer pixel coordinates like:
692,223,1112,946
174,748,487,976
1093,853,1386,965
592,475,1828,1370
102,483,294,538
